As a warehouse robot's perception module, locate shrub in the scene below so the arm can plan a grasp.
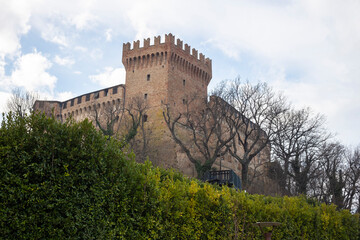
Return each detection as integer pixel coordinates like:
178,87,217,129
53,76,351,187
0,112,358,239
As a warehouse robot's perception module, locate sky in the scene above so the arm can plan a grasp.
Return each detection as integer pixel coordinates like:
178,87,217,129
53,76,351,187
0,0,359,146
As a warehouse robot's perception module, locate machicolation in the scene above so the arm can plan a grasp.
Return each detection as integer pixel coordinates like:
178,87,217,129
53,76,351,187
34,33,269,181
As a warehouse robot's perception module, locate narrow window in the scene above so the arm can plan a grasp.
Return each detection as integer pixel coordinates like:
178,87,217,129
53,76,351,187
63,102,67,109
183,79,186,86
104,89,108,96
144,93,148,100
113,87,118,94
94,92,99,99
147,74,150,81
77,96,82,104
71,99,74,106
86,94,90,101
143,114,148,122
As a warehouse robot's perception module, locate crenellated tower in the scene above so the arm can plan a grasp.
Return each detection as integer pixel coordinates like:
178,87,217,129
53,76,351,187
34,34,269,180
122,33,212,112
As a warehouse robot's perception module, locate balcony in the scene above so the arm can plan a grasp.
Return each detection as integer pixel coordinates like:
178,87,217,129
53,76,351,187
203,170,242,190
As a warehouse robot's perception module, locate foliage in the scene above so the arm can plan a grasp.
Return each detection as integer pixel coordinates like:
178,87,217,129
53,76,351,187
0,112,131,239
1,112,358,239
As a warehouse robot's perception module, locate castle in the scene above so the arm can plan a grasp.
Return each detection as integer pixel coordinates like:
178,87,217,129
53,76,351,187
34,34,269,181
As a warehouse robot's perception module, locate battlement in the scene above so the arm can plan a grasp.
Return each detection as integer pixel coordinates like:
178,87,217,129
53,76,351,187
123,33,212,67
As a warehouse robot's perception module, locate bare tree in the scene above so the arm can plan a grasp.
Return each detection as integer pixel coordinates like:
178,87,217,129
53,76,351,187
91,95,149,154
312,144,360,211
272,107,330,195
124,96,148,142
343,146,360,211
221,78,288,189
317,142,346,208
125,96,150,162
92,99,125,137
163,93,241,179
7,88,39,117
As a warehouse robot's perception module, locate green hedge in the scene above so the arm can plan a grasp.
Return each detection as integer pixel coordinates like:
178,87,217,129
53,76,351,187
0,112,358,239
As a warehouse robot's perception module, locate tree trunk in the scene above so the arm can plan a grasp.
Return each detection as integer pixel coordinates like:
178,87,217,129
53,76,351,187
195,161,212,180
241,163,249,189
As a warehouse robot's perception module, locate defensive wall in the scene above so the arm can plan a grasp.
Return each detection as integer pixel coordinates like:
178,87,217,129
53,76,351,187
34,33,269,182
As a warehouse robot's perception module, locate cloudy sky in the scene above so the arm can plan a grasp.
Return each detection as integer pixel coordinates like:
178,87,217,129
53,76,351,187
1,0,359,146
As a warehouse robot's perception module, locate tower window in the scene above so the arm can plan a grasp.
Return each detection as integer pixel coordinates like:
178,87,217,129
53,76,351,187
147,74,150,81
183,79,186,86
144,93,148,100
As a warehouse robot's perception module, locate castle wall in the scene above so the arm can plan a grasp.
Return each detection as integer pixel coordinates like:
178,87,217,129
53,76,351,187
34,33,270,183
34,84,125,123
33,101,62,120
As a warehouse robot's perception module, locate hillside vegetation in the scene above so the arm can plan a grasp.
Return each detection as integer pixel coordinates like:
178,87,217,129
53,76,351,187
0,112,358,239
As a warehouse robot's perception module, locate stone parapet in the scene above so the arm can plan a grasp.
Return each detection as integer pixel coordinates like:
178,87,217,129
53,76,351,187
122,33,212,85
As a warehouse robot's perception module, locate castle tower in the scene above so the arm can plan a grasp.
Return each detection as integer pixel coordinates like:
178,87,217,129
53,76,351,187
122,34,212,174
122,33,212,113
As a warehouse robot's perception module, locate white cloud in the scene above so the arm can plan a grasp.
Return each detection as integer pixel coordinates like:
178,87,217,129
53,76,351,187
71,12,98,30
74,46,87,52
90,67,125,87
0,91,11,115
105,28,113,42
54,55,75,66
55,91,74,101
90,49,103,60
40,23,69,47
0,0,31,58
9,50,57,93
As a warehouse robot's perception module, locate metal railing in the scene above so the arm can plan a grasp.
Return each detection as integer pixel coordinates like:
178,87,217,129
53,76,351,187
203,170,242,190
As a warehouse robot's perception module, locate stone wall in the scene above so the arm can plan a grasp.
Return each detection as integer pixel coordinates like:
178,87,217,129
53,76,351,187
34,85,125,123
34,33,270,181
